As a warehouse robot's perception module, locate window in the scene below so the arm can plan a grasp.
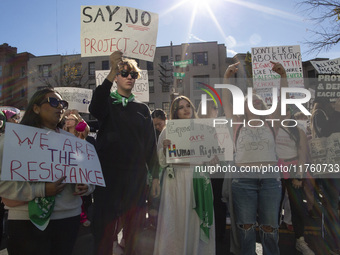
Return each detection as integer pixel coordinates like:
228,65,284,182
0,66,2,77
193,75,210,90
75,63,82,77
0,84,2,98
162,102,170,112
149,80,154,93
161,56,169,63
88,62,95,76
21,66,26,77
148,103,155,111
162,84,169,92
21,87,25,97
102,60,109,70
175,55,181,61
89,84,96,90
147,61,153,70
39,64,52,77
193,52,208,66
63,64,69,76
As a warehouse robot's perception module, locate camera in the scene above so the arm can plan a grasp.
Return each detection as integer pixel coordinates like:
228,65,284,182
167,167,175,179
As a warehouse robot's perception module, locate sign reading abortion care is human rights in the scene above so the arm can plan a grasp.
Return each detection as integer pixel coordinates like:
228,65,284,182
165,119,233,164
81,5,158,61
1,123,105,186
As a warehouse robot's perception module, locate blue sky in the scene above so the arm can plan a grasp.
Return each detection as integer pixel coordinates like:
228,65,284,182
1,0,340,61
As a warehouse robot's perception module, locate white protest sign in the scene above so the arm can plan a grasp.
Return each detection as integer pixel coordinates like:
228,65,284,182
54,87,92,113
95,70,149,102
251,45,303,101
311,58,340,74
165,118,233,164
81,5,158,61
1,123,105,186
309,133,340,176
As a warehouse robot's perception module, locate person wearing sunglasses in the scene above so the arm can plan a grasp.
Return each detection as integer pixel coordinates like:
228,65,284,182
89,51,160,255
0,88,95,255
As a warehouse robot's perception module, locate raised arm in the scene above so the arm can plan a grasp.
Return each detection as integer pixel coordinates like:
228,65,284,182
89,51,123,120
221,62,240,121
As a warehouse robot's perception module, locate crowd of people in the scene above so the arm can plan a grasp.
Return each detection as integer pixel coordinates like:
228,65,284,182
0,50,339,255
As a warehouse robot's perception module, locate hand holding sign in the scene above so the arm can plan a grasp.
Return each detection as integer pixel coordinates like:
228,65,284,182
45,176,67,196
110,51,123,75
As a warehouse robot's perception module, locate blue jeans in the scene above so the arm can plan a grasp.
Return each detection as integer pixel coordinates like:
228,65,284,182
232,178,282,255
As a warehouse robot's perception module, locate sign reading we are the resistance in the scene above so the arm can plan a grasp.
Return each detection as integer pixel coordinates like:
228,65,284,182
1,123,105,186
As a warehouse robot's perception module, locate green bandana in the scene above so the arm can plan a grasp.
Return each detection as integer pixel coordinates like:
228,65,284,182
193,170,214,243
28,196,55,231
110,90,135,107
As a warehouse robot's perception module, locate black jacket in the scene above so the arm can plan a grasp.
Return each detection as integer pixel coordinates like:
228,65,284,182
89,79,159,213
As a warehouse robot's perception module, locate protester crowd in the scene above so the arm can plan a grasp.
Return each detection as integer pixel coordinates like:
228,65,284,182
0,51,339,255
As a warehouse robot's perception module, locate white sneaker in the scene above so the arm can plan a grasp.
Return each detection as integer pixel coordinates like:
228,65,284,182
112,241,124,255
296,237,315,255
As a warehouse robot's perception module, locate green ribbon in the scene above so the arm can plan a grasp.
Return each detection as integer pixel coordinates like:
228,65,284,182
110,90,135,107
193,170,214,243
28,196,55,231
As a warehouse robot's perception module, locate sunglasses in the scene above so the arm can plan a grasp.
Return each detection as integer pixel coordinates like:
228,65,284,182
117,69,139,79
40,97,69,110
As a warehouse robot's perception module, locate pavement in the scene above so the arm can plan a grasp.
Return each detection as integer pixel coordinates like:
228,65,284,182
0,203,333,255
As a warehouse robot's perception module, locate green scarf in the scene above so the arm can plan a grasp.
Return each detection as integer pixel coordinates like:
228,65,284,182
110,90,135,107
28,196,55,231
193,169,214,243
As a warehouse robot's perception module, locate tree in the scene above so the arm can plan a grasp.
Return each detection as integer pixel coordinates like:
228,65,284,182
298,0,340,54
39,60,89,88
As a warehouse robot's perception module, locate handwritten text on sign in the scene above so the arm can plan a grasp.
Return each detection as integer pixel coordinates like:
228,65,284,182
81,6,158,61
55,87,92,113
1,123,105,186
95,70,149,102
251,45,303,104
311,58,340,74
165,118,233,164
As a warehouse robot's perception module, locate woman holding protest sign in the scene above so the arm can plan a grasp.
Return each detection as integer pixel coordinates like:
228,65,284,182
276,107,315,255
0,87,95,255
154,96,215,255
221,61,287,255
310,97,340,255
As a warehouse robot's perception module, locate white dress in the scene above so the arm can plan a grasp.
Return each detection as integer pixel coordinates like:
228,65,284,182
153,129,215,255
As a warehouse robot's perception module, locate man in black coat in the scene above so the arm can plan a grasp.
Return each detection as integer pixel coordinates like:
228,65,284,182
89,51,160,255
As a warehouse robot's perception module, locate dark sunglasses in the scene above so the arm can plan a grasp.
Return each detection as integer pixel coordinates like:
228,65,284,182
117,69,139,79
40,97,69,110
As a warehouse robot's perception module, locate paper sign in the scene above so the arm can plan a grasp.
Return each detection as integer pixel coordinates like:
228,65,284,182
251,45,303,100
165,118,233,164
54,87,92,113
1,123,105,186
315,74,340,101
309,133,340,176
311,58,340,74
95,70,149,102
80,5,158,61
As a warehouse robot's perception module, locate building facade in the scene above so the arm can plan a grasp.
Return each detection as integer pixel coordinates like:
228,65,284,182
0,43,34,110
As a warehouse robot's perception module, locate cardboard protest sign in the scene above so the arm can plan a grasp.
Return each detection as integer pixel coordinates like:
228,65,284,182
54,87,92,113
315,74,340,101
95,70,149,102
309,133,340,176
1,123,105,186
165,118,233,164
81,5,158,61
310,58,340,74
251,45,303,103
